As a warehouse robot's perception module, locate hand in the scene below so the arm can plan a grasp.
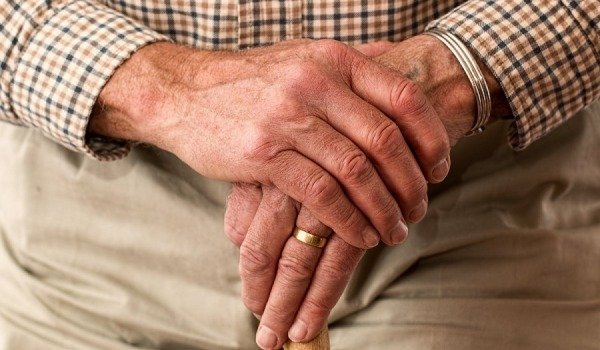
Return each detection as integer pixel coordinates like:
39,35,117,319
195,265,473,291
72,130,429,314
226,35,512,349
225,184,364,350
372,36,512,142
90,39,452,249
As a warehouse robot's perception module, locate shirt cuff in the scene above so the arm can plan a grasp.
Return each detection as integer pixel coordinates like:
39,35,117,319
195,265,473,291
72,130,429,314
10,1,170,160
426,0,600,150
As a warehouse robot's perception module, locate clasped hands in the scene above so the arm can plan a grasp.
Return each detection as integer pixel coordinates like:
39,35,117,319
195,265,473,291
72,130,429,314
222,38,477,349
92,34,480,350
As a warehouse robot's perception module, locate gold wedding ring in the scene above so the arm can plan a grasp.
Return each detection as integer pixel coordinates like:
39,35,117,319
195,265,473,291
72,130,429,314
293,227,327,248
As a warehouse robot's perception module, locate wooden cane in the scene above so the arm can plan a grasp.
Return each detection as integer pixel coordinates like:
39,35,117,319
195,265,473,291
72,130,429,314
283,326,329,350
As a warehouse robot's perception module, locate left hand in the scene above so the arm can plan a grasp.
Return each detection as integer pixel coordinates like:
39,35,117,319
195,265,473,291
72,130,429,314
225,34,511,349
226,184,364,350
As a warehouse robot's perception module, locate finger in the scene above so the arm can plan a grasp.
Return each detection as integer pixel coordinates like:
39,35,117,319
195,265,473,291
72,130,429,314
348,54,451,184
256,207,332,350
224,183,263,246
353,41,395,57
286,117,406,246
268,150,379,249
312,41,449,184
320,87,427,229
239,187,297,315
289,235,365,343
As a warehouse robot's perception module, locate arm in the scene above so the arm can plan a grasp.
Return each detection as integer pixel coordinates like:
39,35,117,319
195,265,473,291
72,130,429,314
0,1,451,249
0,0,169,159
427,0,600,150
229,1,600,347
87,37,465,249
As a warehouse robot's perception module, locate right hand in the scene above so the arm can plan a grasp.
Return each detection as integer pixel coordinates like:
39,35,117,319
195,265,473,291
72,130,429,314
91,39,450,248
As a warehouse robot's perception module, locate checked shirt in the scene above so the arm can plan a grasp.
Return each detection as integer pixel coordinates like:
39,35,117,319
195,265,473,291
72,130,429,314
0,0,598,160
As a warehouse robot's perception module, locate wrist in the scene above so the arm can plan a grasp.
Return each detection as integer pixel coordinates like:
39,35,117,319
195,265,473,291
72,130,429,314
89,42,212,149
375,34,511,145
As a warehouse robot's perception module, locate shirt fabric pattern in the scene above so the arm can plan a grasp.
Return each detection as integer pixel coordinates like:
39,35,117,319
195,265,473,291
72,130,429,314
0,0,598,160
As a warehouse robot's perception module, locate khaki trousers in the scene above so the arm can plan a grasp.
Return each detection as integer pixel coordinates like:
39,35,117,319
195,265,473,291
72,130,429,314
1,103,599,349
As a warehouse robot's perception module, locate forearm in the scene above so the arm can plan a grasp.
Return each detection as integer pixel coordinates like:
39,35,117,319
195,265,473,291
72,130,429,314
89,34,511,150
89,42,202,149
426,0,600,150
0,0,168,159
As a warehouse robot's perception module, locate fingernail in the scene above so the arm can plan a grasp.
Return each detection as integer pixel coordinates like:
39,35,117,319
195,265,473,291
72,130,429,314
391,220,409,245
363,227,380,248
256,325,278,349
431,158,450,182
253,313,262,320
409,199,427,223
289,320,308,342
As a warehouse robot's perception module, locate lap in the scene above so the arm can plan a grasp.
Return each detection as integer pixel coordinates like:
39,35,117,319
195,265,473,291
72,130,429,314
0,103,598,349
330,103,600,349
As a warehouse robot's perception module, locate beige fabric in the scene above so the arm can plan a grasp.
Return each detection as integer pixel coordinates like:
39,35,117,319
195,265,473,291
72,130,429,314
1,103,599,349
328,103,600,349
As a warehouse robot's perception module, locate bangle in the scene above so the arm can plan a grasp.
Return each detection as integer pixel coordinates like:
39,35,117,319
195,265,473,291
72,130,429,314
425,28,491,136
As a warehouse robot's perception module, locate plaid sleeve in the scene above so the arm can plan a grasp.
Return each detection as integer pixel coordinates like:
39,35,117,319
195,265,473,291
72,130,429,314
0,1,169,160
427,0,600,150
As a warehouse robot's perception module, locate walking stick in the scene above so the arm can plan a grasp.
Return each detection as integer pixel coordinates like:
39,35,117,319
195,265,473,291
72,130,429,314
284,326,329,350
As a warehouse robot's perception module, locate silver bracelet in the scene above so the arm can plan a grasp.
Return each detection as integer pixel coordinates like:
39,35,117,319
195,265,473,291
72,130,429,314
425,28,491,136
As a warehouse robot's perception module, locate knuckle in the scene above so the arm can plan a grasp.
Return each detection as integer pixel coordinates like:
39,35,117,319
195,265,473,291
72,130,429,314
239,244,274,277
304,171,339,206
303,297,332,320
283,61,332,95
263,302,291,325
290,116,323,137
313,39,348,57
262,188,290,213
319,258,355,283
270,90,304,114
285,61,318,86
224,222,245,247
312,39,357,79
279,62,332,104
233,182,260,195
242,126,285,163
242,293,265,315
305,191,360,238
337,206,363,233
286,57,316,74
338,150,373,185
330,209,370,248
401,176,428,207
278,254,314,285
227,184,244,202
268,298,301,322
394,141,411,161
390,80,429,116
373,197,401,229
421,134,450,166
368,120,403,157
